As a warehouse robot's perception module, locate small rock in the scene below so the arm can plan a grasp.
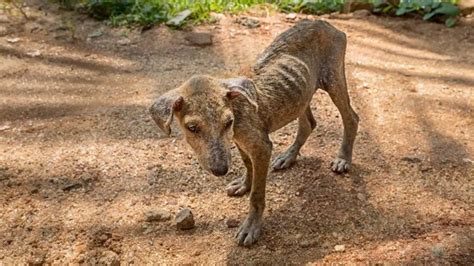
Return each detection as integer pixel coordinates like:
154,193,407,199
353,9,371,18
334,244,345,252
6,37,20,43
88,30,103,39
420,165,432,172
462,158,473,164
167,9,192,26
27,252,46,266
225,218,239,228
0,125,11,131
192,250,202,256
300,240,316,248
0,25,8,37
356,192,366,201
145,210,171,222
117,38,131,46
176,208,195,230
26,50,41,57
432,244,444,258
99,250,120,266
210,12,225,23
236,17,260,28
286,13,297,21
401,155,422,163
185,32,213,47
62,180,82,191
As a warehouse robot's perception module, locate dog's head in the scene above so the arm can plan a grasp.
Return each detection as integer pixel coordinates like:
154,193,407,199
150,75,257,176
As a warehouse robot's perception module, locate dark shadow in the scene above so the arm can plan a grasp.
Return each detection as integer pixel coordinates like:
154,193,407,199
357,63,474,87
0,45,136,74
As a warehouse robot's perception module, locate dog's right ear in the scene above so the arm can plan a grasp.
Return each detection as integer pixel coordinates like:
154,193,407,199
149,89,184,136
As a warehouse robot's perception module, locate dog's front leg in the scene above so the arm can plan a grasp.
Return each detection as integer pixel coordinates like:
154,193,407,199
235,134,272,246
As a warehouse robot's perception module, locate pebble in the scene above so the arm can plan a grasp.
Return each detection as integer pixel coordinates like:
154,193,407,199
401,155,422,163
225,218,239,228
185,32,213,46
236,17,260,28
145,210,171,222
300,239,316,248
176,208,195,230
6,37,20,43
353,9,372,18
286,13,297,21
99,250,120,266
62,180,82,191
334,244,346,252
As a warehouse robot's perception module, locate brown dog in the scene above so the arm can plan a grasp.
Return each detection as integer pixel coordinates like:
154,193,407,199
150,20,359,246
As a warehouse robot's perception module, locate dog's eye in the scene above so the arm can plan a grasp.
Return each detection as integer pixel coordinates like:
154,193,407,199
187,124,199,133
224,119,234,130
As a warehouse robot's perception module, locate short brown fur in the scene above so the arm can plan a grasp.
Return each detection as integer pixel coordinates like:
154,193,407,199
150,20,359,246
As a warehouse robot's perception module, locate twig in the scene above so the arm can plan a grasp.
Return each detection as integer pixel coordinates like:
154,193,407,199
10,0,28,20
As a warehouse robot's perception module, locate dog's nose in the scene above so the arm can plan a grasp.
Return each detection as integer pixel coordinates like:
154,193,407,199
210,165,228,176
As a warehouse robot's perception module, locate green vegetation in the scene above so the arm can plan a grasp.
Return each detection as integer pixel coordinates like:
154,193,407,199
374,0,460,27
55,0,460,28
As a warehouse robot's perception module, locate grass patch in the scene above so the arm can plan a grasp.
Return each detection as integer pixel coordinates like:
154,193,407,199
56,0,461,28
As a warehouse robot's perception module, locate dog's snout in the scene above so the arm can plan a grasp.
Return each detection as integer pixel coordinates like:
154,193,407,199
210,165,228,176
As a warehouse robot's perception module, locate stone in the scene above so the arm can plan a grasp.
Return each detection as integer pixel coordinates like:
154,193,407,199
6,37,20,43
401,155,422,163
236,17,260,28
88,30,103,39
99,250,120,266
334,244,346,252
185,32,213,47
210,12,225,23
145,210,171,222
62,180,82,191
117,38,131,46
27,252,46,266
225,218,239,228
300,239,316,248
176,208,195,230
353,9,371,18
286,13,297,21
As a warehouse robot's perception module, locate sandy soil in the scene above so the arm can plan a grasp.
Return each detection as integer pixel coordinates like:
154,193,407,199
1,2,473,264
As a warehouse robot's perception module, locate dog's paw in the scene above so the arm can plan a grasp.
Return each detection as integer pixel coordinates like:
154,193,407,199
236,216,262,247
272,150,298,170
331,157,351,173
226,177,250,197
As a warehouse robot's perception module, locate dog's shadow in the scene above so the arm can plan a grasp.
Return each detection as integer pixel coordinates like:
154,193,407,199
223,158,416,264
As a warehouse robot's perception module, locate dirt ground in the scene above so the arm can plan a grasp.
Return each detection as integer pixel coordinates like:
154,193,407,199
1,1,473,264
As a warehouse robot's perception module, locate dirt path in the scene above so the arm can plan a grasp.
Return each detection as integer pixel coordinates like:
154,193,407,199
1,3,473,264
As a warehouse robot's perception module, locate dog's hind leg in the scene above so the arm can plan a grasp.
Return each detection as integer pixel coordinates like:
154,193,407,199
325,67,359,173
272,106,316,170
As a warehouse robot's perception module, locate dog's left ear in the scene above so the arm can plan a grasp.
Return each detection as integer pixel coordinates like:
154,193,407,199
149,88,184,136
221,77,258,110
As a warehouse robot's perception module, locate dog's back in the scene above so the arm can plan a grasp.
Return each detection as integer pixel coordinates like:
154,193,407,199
248,20,347,132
